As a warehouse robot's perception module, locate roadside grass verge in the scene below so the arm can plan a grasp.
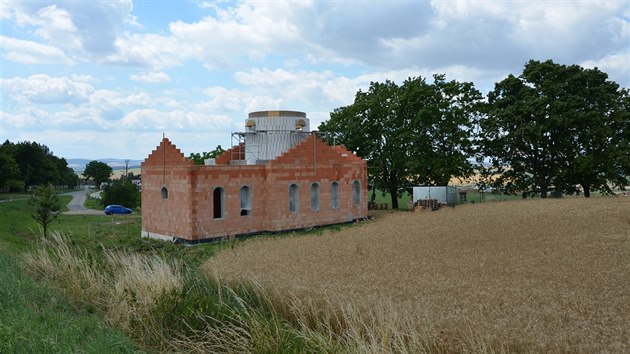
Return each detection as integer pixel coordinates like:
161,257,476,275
0,246,138,353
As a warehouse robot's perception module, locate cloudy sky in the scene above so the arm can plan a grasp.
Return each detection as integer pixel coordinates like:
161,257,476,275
1,0,628,161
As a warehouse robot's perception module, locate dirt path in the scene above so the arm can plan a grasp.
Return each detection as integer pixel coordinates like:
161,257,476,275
63,190,103,215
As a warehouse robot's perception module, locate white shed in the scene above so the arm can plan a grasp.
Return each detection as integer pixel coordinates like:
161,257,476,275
412,186,459,205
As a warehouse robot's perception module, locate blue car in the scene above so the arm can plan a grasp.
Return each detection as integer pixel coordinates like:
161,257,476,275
104,205,133,215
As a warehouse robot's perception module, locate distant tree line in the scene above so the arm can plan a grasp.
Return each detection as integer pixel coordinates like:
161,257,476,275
319,60,630,207
0,140,79,192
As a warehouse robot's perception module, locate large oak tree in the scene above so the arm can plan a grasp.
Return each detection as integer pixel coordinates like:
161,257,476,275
479,60,629,197
83,160,113,187
319,75,482,208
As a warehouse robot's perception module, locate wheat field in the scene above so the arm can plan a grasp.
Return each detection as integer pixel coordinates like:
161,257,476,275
204,197,630,352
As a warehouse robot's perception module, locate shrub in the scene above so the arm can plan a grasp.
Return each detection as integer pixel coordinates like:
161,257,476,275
101,180,140,209
29,184,61,238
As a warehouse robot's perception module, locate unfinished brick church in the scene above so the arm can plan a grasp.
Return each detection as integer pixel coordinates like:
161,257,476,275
141,110,368,243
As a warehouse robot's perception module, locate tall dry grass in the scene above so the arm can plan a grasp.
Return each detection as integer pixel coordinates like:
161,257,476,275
24,233,458,353
24,233,183,342
204,196,630,353
23,233,337,352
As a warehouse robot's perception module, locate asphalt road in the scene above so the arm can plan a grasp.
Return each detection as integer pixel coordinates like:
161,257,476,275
63,190,104,215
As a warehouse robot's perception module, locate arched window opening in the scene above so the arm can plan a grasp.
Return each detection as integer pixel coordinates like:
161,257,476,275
213,187,224,219
240,186,251,216
161,187,168,199
310,183,320,211
331,182,339,209
352,180,361,206
289,184,299,213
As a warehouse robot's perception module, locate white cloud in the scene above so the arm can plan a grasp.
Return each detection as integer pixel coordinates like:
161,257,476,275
89,90,154,108
200,87,250,112
125,13,141,28
372,0,629,72
103,32,181,68
167,3,300,67
120,109,170,130
581,52,630,88
0,110,39,129
1,74,93,104
130,72,172,83
33,4,79,47
0,1,17,20
5,1,133,60
0,35,72,64
1,0,627,161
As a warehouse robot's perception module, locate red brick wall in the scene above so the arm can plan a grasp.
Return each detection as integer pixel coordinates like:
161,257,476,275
141,139,194,239
191,164,267,239
141,135,368,242
215,144,244,165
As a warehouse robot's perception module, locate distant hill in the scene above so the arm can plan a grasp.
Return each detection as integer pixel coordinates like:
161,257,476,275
67,158,143,173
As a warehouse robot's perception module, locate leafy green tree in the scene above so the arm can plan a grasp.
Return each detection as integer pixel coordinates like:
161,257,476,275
480,60,629,197
320,76,482,208
0,150,21,191
101,179,140,209
0,140,78,191
51,155,79,188
402,75,482,186
555,67,630,197
83,161,113,187
13,141,57,189
188,145,226,165
321,80,406,207
29,184,61,238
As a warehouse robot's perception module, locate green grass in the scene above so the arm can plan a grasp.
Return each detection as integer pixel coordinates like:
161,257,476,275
369,188,522,210
461,190,522,203
0,195,221,268
0,247,139,353
0,199,41,253
371,190,412,209
0,193,30,201
84,195,103,210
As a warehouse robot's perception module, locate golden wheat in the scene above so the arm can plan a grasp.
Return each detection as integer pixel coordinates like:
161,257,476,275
203,197,630,352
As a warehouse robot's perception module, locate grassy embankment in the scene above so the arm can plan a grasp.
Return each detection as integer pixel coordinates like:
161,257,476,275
0,194,221,352
3,194,313,352
0,250,138,353
0,197,139,353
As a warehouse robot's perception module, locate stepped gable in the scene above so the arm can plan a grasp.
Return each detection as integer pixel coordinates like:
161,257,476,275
142,138,192,167
269,134,364,166
215,143,245,165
